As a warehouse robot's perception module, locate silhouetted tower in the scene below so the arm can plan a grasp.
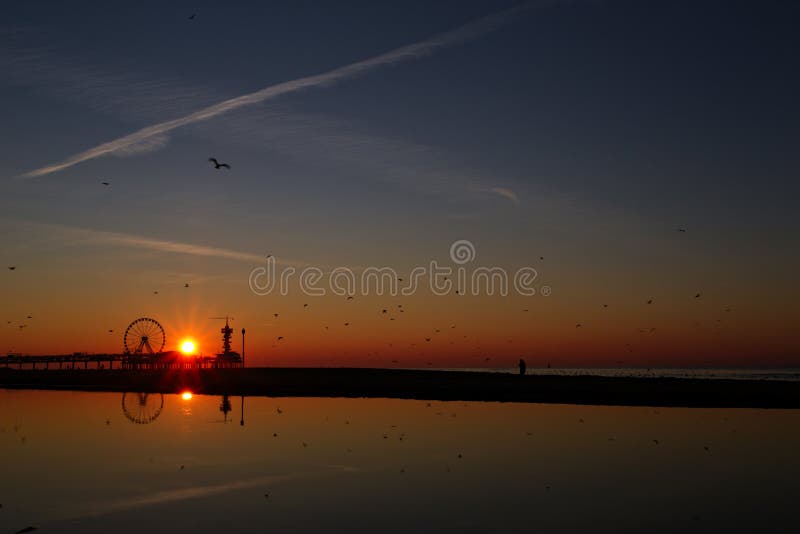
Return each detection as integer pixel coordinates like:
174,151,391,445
221,318,233,355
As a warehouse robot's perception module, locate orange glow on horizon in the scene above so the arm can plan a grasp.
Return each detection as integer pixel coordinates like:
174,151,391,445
181,391,193,400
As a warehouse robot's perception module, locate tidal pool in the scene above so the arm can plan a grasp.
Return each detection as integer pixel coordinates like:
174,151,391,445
1,389,799,533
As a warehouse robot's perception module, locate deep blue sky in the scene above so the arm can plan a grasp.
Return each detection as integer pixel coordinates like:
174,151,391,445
1,0,798,362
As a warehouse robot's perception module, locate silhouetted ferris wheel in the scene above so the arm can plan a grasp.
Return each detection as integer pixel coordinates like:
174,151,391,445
123,317,166,355
121,392,164,424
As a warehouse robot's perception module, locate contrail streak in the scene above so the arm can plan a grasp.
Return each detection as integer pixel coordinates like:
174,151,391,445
23,3,537,178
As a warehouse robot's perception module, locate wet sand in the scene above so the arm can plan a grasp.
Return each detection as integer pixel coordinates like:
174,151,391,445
1,367,798,407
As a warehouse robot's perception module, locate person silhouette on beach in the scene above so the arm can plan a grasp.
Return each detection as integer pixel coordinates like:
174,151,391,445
518,359,526,376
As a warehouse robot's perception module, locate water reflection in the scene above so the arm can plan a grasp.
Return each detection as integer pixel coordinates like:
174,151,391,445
1,390,799,533
120,393,164,424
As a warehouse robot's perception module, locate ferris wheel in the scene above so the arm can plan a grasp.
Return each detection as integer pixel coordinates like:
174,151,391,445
123,317,166,355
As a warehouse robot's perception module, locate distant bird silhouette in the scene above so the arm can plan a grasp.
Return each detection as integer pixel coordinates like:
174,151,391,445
344,322,350,326
188,13,196,20
184,283,190,288
647,299,653,304
303,303,308,308
26,315,32,319
8,266,16,270
346,296,353,301
695,293,702,298
153,291,159,295
276,407,283,414
277,336,283,341
677,227,687,233
652,439,659,445
108,329,114,333
273,313,279,317
180,465,185,470
208,157,230,169
575,323,582,328
15,527,37,533
101,181,110,186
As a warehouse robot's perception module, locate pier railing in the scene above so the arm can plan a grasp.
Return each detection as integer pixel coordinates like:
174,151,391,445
0,353,243,370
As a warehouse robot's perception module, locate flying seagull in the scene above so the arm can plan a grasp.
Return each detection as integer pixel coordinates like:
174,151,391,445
101,181,110,186
188,13,196,20
208,157,230,170
7,266,16,270
184,283,190,288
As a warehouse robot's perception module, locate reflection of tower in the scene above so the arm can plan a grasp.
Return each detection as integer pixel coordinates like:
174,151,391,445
220,395,232,423
240,396,245,427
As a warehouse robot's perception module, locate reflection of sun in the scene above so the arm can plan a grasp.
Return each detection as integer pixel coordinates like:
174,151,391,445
181,391,193,401
180,340,196,355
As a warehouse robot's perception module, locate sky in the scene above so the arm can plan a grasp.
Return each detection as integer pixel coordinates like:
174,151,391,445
1,0,798,367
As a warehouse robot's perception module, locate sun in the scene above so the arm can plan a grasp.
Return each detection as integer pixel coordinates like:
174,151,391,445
181,391,193,401
180,340,196,355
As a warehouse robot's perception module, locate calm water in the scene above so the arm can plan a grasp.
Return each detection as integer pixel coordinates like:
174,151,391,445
1,389,799,533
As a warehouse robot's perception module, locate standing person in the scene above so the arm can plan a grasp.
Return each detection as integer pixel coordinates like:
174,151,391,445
518,358,527,376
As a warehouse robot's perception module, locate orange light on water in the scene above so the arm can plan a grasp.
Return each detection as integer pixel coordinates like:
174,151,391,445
181,391,193,401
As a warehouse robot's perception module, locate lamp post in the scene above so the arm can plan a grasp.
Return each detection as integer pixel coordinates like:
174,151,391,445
241,328,246,368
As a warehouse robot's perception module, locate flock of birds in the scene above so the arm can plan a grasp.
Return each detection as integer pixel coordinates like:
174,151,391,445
2,398,728,533
4,153,733,366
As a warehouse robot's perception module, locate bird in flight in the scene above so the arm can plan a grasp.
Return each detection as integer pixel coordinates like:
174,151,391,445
101,181,110,186
677,227,687,233
184,283,190,288
208,157,230,169
695,293,702,298
7,266,15,270
188,13,196,20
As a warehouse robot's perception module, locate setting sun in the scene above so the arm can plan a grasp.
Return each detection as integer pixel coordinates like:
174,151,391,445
181,391,193,401
180,340,196,355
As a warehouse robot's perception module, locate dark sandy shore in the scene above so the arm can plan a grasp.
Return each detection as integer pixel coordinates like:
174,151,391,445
1,367,798,408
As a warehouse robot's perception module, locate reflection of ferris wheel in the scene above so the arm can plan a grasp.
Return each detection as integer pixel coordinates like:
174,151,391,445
121,393,164,424
124,317,166,354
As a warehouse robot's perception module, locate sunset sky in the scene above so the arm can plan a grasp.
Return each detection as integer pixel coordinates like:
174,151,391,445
1,0,798,367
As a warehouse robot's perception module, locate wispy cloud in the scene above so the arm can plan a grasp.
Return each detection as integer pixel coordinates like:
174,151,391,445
472,186,520,204
3,219,311,266
22,3,536,178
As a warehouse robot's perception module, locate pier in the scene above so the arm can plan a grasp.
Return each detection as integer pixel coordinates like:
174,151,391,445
2,316,244,371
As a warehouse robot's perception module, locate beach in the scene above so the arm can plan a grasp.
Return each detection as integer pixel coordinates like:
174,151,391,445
2,367,798,408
